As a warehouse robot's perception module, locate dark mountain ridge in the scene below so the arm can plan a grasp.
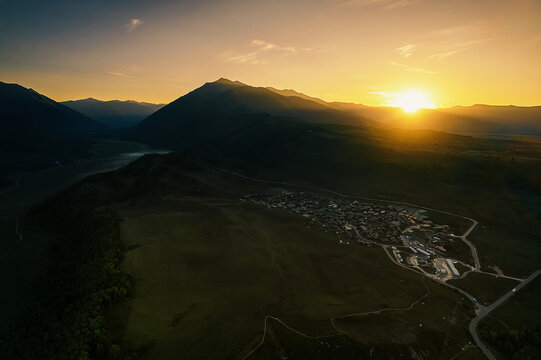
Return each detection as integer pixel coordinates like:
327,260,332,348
0,81,105,140
61,98,163,128
268,86,541,134
126,78,367,149
0,81,108,174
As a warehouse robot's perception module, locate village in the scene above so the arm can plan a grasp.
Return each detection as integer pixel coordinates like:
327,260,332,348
243,191,471,281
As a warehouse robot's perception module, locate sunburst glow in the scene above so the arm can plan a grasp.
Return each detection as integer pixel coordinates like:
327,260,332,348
390,90,436,113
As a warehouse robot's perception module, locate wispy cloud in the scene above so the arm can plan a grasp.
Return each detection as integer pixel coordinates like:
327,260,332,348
221,39,326,65
106,71,133,78
335,0,423,10
126,18,143,32
251,39,298,52
390,61,437,74
430,23,488,37
395,44,415,58
106,63,142,78
220,51,266,65
424,22,498,60
427,39,493,60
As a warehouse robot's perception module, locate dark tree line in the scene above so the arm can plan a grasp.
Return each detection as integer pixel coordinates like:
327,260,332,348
479,321,541,360
0,186,132,359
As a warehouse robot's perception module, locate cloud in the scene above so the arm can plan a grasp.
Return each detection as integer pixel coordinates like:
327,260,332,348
221,39,326,65
251,39,298,53
106,71,133,77
427,47,468,60
106,63,142,77
390,61,437,74
423,22,498,60
126,18,143,32
335,0,423,10
395,44,415,58
220,51,266,65
427,39,492,60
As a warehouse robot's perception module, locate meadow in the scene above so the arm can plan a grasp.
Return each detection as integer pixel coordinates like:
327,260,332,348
478,276,541,359
1,126,540,359
112,189,478,359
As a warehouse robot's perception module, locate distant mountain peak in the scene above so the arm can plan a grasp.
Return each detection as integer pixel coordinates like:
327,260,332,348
60,98,164,128
212,78,246,87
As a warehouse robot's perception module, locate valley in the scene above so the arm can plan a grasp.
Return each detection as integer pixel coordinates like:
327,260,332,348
0,80,539,360
3,0,541,358
0,139,167,333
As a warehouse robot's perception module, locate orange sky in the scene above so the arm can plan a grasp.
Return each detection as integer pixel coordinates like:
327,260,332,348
1,0,540,106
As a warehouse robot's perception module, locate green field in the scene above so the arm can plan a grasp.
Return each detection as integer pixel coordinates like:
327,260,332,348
448,273,519,306
108,180,476,359
1,129,540,359
0,218,52,333
0,218,17,255
469,226,540,278
477,277,541,359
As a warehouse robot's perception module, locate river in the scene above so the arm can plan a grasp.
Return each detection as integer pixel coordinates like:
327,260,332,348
0,139,169,216
0,139,168,330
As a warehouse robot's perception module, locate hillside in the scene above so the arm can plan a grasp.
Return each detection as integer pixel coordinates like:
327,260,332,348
125,78,367,149
0,82,105,140
0,81,107,174
2,79,541,360
62,98,163,128
267,87,541,135
428,105,541,134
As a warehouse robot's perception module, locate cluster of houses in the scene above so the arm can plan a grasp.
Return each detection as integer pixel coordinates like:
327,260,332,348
243,191,466,280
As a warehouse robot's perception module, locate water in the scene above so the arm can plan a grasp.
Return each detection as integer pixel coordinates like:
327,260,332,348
0,139,169,330
0,139,169,216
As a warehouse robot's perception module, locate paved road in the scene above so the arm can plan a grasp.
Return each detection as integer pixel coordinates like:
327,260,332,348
210,165,533,360
460,220,480,270
469,269,541,360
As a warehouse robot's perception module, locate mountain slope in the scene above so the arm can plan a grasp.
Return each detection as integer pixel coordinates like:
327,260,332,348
0,81,108,174
267,87,541,134
61,98,163,128
0,81,105,140
126,78,367,149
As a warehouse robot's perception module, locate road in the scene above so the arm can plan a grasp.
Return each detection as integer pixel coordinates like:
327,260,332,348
469,269,541,360
213,166,483,272
459,220,480,270
209,165,536,360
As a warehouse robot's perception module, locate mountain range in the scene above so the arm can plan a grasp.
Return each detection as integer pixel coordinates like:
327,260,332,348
61,98,163,128
0,81,104,143
267,86,541,135
1,77,541,360
126,78,367,149
2,77,541,176
0,81,108,173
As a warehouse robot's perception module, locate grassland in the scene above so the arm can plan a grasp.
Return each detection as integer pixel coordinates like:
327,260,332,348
0,218,17,254
102,165,478,360
477,277,541,359
2,126,540,359
468,226,540,278
191,122,541,279
448,273,519,306
246,278,485,359
0,218,52,333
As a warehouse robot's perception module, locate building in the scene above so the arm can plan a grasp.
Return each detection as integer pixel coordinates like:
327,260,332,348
446,259,460,277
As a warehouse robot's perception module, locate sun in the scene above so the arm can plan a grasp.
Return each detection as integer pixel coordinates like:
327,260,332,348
390,90,435,113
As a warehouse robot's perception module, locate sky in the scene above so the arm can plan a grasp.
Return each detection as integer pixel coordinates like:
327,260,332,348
1,0,540,106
